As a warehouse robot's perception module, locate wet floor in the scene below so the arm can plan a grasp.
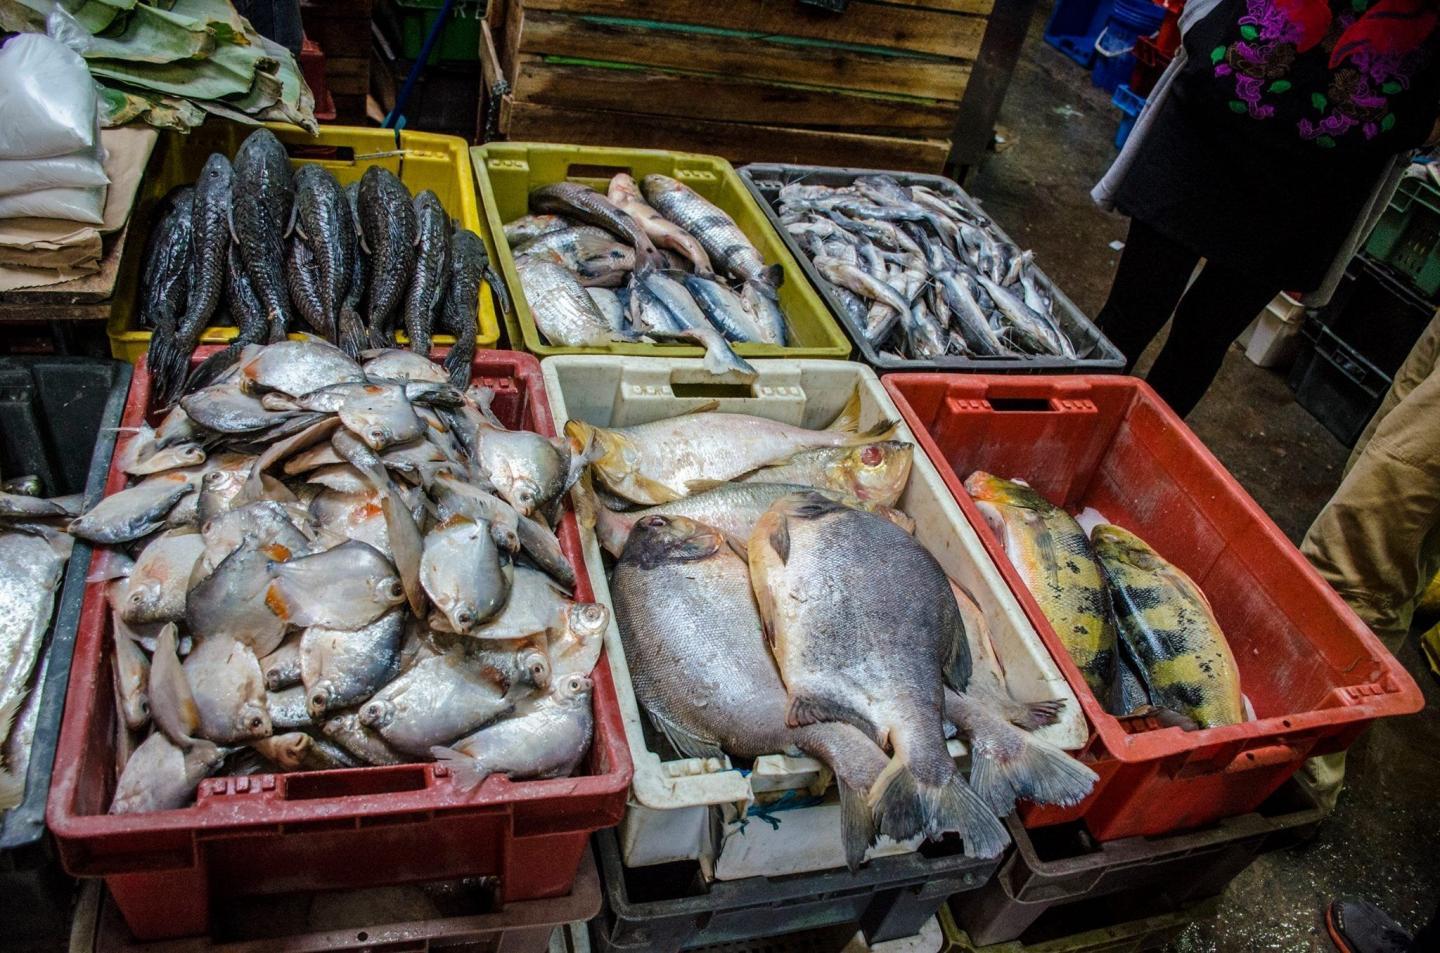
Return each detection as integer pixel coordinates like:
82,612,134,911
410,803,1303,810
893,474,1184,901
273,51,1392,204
964,5,1440,949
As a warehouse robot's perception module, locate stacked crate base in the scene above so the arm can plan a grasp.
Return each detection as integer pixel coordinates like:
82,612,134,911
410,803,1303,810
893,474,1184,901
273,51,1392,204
300,0,374,122
483,0,993,172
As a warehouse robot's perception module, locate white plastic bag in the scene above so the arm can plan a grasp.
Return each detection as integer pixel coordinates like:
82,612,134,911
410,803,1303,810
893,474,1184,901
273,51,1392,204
0,185,106,224
0,33,98,160
0,142,108,197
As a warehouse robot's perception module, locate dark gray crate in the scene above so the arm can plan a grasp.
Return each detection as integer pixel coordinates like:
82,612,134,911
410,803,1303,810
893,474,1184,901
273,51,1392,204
739,163,1125,374
0,356,131,940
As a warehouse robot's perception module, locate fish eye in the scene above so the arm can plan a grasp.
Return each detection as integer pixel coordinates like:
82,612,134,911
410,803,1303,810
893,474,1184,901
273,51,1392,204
455,607,475,627
369,427,388,443
640,515,667,528
249,715,264,730
860,446,884,466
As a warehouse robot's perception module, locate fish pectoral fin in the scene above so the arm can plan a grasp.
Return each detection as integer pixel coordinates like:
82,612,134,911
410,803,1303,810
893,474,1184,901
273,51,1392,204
683,478,728,495
721,532,748,564
767,514,790,564
646,709,724,761
633,472,684,505
784,692,872,734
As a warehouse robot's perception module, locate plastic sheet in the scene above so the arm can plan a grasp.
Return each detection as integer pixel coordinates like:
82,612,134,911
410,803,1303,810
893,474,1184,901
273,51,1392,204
0,33,98,160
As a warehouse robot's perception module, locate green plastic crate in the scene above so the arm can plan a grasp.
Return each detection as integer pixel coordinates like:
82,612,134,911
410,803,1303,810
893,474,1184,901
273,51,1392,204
472,142,853,362
1364,174,1440,299
393,0,483,63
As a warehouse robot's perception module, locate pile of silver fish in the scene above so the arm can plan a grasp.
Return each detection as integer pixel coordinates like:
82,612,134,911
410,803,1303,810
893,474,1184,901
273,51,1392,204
967,473,1245,730
566,397,1097,869
505,173,792,379
0,481,76,811
66,340,606,814
763,175,1076,362
143,128,506,408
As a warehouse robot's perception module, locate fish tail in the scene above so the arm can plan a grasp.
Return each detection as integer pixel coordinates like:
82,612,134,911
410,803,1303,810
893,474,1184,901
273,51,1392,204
838,776,875,873
919,773,1010,859
338,306,369,361
0,770,22,812
147,332,191,408
826,388,863,433
867,755,925,842
430,746,490,792
968,724,1098,815
184,341,245,394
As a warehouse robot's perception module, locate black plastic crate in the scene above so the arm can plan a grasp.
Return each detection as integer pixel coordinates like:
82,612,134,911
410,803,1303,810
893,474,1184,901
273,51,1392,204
1313,255,1432,378
0,356,130,941
950,781,1326,947
591,827,998,953
738,163,1125,374
1288,318,1390,449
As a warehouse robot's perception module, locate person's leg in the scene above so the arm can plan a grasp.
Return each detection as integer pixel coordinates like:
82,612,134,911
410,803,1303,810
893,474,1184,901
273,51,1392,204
1142,260,1280,417
1409,901,1440,950
1345,309,1440,476
1299,314,1440,808
1094,218,1202,372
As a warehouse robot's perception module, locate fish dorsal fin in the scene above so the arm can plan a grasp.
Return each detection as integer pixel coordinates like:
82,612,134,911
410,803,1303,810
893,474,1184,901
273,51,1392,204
677,399,721,416
722,532,748,563
683,478,728,496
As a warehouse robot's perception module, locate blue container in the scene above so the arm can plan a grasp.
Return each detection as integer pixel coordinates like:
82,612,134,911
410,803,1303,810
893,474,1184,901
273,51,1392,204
1044,0,1116,68
1113,83,1146,149
1091,0,1163,92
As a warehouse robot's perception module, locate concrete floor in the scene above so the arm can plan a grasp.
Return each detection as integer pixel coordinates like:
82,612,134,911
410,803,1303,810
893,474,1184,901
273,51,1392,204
963,6,1440,950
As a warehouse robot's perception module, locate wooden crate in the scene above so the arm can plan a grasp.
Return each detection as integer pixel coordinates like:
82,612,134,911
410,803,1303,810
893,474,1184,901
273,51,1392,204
482,0,990,172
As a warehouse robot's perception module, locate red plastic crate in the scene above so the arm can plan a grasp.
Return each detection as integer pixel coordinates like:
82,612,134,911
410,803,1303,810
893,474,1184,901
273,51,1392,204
300,35,337,123
47,346,632,941
881,374,1422,841
1129,34,1173,97
1155,2,1183,57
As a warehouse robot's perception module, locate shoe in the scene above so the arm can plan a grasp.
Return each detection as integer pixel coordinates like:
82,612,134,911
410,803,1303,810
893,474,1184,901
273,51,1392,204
1327,899,1414,953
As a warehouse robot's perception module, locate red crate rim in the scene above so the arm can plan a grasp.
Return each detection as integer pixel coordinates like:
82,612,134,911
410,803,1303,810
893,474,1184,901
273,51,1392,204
879,373,1424,765
47,346,632,841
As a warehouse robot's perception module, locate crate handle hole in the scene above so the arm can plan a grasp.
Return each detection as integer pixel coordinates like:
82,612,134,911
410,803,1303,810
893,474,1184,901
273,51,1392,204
286,143,356,165
356,931,368,942
567,163,632,181
669,381,758,400
281,765,428,800
987,397,1055,413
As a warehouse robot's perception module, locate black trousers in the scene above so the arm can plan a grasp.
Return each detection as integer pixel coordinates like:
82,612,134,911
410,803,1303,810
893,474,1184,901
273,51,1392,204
1096,218,1281,418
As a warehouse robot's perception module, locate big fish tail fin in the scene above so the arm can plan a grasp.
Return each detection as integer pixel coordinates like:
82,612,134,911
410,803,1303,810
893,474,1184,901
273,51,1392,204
826,389,863,434
921,773,1010,859
430,746,491,792
838,776,876,873
867,755,925,842
973,727,1098,815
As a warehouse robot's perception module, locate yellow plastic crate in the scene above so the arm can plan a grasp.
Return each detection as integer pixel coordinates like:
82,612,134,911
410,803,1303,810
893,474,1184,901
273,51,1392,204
108,122,498,364
471,141,851,360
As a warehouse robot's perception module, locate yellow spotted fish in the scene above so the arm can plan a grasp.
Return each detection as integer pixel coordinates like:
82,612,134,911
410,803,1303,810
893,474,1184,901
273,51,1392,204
964,472,1117,704
1090,524,1244,729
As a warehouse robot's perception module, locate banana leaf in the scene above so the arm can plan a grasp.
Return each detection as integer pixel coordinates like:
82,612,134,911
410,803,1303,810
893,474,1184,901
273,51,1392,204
100,83,205,132
87,31,268,98
0,0,131,34
168,0,249,45
252,31,316,133
74,2,215,63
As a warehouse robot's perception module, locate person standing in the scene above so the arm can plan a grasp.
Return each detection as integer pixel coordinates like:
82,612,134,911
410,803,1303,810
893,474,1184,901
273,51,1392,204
1093,0,1440,417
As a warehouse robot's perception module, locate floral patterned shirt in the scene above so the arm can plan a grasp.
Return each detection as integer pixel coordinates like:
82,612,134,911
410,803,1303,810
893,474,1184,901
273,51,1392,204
1183,0,1440,152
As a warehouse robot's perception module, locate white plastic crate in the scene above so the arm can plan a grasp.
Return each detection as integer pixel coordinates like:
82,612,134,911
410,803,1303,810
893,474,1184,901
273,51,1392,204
1243,292,1306,368
541,357,1086,880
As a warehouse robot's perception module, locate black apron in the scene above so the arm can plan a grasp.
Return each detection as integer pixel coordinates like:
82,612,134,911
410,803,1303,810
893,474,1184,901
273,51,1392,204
1115,0,1440,289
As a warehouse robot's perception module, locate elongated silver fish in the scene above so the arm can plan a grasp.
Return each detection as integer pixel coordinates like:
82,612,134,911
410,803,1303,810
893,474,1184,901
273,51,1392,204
641,174,780,287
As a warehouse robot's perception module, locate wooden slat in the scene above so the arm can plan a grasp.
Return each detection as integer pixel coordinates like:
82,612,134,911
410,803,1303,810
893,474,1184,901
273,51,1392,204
516,11,971,100
518,0,986,59
500,98,949,172
512,56,958,137
879,0,992,11
303,19,371,57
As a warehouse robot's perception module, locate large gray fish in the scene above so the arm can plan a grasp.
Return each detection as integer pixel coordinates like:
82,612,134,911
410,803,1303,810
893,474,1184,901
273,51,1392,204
682,274,767,343
293,164,353,337
359,166,418,344
749,493,1009,857
612,514,899,870
69,472,196,544
404,190,451,356
0,531,71,808
441,228,485,387
432,671,593,790
110,732,225,814
564,391,894,506
608,173,713,273
237,338,363,397
337,181,369,359
528,182,663,267
169,154,233,383
286,238,328,337
359,647,511,755
300,608,405,718
504,213,569,248
144,184,200,407
518,258,618,347
641,174,780,287
230,129,295,344
184,244,270,393
182,635,272,744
